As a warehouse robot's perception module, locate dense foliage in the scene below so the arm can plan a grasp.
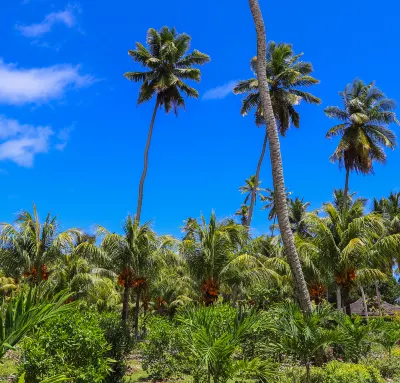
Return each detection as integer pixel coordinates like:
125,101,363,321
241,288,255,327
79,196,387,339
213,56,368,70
19,309,113,383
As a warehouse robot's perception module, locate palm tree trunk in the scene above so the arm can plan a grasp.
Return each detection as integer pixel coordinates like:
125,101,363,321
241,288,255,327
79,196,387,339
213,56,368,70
122,285,130,322
360,285,369,321
336,285,342,311
134,289,141,338
375,281,383,316
135,99,160,224
247,128,268,226
248,0,312,313
343,168,350,215
306,362,311,383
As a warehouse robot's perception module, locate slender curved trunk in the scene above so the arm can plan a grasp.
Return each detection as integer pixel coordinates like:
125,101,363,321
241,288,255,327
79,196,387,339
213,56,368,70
343,168,350,216
122,285,130,322
135,99,160,224
247,128,268,226
248,0,312,313
375,281,383,316
134,289,141,338
336,285,342,311
360,285,369,321
305,362,311,383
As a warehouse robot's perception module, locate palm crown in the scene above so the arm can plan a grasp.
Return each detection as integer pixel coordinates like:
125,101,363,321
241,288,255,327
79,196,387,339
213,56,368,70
124,27,210,113
234,41,321,135
325,79,398,174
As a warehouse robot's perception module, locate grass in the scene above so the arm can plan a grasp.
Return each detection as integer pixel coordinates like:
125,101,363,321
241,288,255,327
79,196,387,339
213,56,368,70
124,357,192,383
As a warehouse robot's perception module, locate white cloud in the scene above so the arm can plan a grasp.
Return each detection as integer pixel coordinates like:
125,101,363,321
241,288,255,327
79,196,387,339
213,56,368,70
0,116,53,167
16,9,76,38
55,125,74,151
203,80,237,100
0,59,94,105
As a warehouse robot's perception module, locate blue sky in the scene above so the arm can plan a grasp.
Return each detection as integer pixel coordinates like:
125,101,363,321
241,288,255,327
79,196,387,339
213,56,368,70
0,0,399,238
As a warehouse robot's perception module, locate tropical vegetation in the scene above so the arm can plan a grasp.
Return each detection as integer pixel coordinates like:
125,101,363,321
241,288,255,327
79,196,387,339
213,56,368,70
0,1,399,382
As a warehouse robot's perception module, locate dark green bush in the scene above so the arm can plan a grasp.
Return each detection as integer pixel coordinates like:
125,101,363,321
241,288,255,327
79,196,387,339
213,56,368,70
99,312,133,383
140,315,186,381
19,309,113,383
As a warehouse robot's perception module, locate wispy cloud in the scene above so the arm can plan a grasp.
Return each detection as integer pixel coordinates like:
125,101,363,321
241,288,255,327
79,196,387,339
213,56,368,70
203,80,237,101
0,59,94,105
16,8,77,38
0,116,53,167
55,125,74,151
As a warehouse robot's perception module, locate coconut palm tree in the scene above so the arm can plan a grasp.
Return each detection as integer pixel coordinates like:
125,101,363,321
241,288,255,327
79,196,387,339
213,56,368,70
96,217,159,334
0,205,80,284
301,200,399,313
182,212,248,303
288,197,310,236
234,41,320,228
325,79,398,214
245,0,313,313
261,188,291,235
239,175,265,205
124,27,210,224
235,205,249,226
374,191,400,235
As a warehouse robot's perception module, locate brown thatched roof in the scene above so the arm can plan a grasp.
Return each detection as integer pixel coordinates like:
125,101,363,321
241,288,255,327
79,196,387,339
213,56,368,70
349,297,400,316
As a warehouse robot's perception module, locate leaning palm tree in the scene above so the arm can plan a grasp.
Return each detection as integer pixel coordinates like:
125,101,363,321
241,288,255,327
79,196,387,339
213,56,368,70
234,41,320,227
245,0,312,312
325,79,398,214
0,205,80,284
124,27,210,224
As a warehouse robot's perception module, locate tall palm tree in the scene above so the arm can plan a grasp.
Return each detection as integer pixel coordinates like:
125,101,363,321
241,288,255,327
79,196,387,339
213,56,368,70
125,27,210,224
247,0,312,312
234,42,320,228
0,205,79,284
239,175,265,205
325,79,398,214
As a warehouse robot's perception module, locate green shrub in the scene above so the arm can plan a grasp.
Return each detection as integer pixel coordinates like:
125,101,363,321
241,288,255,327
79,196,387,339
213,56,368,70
363,354,400,379
140,316,186,381
19,309,113,383
278,362,384,383
98,312,133,383
317,361,384,383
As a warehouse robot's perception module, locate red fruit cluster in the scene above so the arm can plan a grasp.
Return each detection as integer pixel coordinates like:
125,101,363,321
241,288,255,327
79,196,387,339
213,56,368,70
335,269,356,287
23,265,48,281
201,278,219,305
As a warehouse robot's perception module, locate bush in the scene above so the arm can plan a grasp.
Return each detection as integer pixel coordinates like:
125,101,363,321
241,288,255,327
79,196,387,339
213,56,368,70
278,362,384,383
19,309,113,383
319,361,384,383
99,312,133,383
363,354,400,379
140,315,186,381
